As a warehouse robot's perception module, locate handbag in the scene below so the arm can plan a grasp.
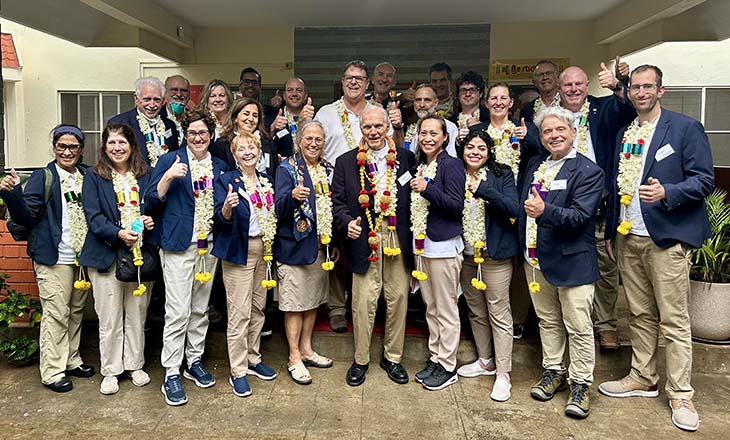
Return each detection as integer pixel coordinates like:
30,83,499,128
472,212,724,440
115,243,160,282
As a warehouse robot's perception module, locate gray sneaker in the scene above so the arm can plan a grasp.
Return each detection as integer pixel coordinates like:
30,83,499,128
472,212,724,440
670,399,700,431
530,369,568,401
565,383,590,419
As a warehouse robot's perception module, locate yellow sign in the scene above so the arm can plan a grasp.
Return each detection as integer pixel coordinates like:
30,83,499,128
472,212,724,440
490,58,570,82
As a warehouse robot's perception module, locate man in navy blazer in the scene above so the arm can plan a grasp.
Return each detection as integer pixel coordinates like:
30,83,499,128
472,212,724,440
520,107,603,419
108,77,179,168
332,105,415,387
599,65,714,432
558,61,635,350
266,77,315,159
520,60,561,125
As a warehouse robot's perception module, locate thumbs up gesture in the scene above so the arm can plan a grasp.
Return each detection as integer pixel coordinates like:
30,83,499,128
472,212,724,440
388,100,403,128
598,61,619,90
515,118,528,140
300,96,315,121
400,80,417,103
270,89,283,108
222,183,239,220
614,56,630,82
165,155,188,180
292,175,310,202
0,168,20,191
271,108,288,133
348,215,363,239
524,186,545,218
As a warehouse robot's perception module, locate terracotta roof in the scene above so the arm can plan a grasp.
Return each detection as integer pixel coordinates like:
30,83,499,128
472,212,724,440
2,33,21,69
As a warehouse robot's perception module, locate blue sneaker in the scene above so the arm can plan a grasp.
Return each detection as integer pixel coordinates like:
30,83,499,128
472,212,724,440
183,361,216,388
247,362,278,381
161,375,188,406
229,376,252,397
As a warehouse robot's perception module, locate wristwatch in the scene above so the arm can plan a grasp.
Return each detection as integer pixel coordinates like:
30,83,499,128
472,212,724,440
612,80,625,92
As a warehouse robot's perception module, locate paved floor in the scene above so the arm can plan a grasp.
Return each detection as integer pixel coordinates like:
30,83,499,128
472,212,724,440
0,327,728,439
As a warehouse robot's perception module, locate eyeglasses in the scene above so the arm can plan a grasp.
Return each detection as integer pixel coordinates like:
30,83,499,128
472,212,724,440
302,136,324,145
343,75,368,84
54,143,82,153
139,97,163,104
186,130,211,139
629,83,658,92
534,70,557,78
240,79,260,86
459,87,479,95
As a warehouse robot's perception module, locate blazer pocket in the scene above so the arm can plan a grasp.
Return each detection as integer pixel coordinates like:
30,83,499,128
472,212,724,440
561,243,589,256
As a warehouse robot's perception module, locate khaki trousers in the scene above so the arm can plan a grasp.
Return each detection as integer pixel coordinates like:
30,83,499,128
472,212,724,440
160,243,218,376
460,256,514,373
616,234,694,400
420,254,464,372
34,263,87,385
351,222,410,365
509,257,531,325
593,221,620,331
328,260,348,318
525,264,595,385
221,238,267,377
88,263,152,377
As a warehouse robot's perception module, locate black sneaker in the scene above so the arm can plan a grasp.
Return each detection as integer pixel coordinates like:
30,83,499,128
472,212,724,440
513,324,524,340
530,369,568,401
414,360,438,384
565,383,590,419
422,364,458,391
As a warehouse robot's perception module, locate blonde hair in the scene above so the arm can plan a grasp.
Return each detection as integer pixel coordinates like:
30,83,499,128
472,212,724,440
230,130,262,156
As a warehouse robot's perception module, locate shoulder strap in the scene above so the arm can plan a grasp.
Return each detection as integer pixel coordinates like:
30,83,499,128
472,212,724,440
43,168,53,203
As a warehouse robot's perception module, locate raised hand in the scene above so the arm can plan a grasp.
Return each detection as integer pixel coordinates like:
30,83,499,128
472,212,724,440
598,61,619,90
292,175,310,201
467,109,481,127
615,56,630,82
515,118,528,140
165,155,188,180
348,216,363,240
300,97,315,121
388,101,403,128
400,81,417,103
271,108,288,133
270,89,283,108
0,168,20,191
524,186,545,218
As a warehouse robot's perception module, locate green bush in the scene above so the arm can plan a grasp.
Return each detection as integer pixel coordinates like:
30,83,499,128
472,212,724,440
691,189,730,283
0,273,42,363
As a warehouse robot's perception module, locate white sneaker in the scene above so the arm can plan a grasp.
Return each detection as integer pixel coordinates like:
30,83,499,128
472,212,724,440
490,373,512,402
457,358,496,378
129,370,151,387
100,376,119,395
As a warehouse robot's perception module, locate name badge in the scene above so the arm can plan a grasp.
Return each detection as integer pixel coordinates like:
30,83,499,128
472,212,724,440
551,179,567,190
655,144,675,162
165,129,173,138
263,153,271,168
276,128,289,139
398,171,413,187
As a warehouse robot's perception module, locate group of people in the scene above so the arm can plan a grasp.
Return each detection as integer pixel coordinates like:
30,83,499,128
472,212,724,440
0,57,714,432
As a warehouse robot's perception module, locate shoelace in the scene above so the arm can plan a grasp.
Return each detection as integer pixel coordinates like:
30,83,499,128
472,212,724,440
166,376,182,392
190,363,208,377
675,399,692,409
571,385,588,402
538,370,559,387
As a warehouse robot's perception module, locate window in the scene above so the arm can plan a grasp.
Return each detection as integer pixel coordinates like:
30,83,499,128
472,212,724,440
59,92,135,166
663,87,730,167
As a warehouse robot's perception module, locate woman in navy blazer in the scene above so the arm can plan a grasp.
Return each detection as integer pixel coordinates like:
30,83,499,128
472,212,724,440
212,130,278,397
456,129,520,401
80,123,155,395
0,124,95,392
409,115,466,391
274,120,336,385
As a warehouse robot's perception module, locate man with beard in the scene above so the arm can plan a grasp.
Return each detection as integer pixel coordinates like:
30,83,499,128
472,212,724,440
520,60,561,124
403,84,457,157
267,77,316,158
162,75,191,148
429,62,455,119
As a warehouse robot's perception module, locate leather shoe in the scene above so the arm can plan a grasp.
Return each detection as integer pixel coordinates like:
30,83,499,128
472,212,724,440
329,314,347,333
346,362,368,387
598,330,620,350
45,376,73,393
379,358,409,384
66,364,96,378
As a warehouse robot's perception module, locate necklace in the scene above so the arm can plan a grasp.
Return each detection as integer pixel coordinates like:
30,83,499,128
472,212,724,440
307,161,335,271
335,98,358,152
533,93,561,116
616,119,655,235
410,160,438,281
112,170,147,295
60,170,91,290
574,101,590,156
136,114,168,167
191,158,214,284
240,171,278,288
487,120,520,177
463,168,488,290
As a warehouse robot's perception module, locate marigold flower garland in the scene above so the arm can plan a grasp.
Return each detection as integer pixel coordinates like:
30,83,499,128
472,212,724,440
487,120,521,178
241,172,278,289
112,170,147,296
525,159,566,293
335,98,358,152
463,168,488,291
410,161,438,281
435,96,454,119
616,119,655,235
136,114,169,167
356,137,400,262
307,162,335,271
60,172,91,290
191,160,214,284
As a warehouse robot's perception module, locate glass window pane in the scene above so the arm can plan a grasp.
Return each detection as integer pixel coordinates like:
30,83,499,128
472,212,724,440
60,93,78,125
120,94,135,113
662,89,701,122
81,133,100,167
708,133,730,167
79,95,100,131
705,89,730,131
102,94,119,125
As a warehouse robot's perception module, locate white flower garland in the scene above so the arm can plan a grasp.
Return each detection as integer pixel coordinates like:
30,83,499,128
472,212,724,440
487,120,521,177
60,171,91,290
404,123,417,144
191,159,214,283
136,114,168,167
112,170,147,295
241,171,278,288
574,100,590,156
616,119,655,235
463,168,488,291
410,160,438,281
335,98,358,152
457,108,480,129
435,96,454,119
307,162,335,270
533,94,561,116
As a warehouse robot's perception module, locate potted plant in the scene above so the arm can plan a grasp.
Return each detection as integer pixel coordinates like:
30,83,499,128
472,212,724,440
689,188,730,342
0,273,42,364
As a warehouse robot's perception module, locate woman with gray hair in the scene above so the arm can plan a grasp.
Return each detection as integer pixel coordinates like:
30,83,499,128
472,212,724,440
274,119,338,385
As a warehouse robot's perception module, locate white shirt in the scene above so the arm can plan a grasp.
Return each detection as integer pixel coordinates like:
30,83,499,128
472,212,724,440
371,146,389,214
624,113,661,237
55,164,79,265
246,195,262,237
186,148,213,243
573,110,596,163
407,119,458,158
421,234,464,258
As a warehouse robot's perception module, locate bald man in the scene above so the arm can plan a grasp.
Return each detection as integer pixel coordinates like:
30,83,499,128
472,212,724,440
266,77,315,158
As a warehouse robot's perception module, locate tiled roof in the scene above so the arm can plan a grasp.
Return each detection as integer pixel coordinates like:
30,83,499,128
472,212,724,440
2,33,21,69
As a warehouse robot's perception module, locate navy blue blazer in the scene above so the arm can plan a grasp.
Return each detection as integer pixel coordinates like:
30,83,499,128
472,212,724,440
273,155,330,265
606,109,714,248
212,170,273,265
519,153,604,286
473,166,520,260
421,151,466,241
209,136,280,183
0,162,88,266
108,109,179,168
144,149,229,251
332,146,416,274
79,168,153,270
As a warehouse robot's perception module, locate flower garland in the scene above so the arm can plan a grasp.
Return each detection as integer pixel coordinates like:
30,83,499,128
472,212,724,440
533,93,561,117
574,100,590,156
60,172,91,290
463,168,488,291
457,108,480,129
487,120,520,177
284,108,298,135
307,162,335,271
403,124,417,150
209,110,224,140
356,137,400,262
616,119,655,235
241,171,278,289
525,158,566,293
136,114,169,167
335,98,358,152
112,170,146,296
435,96,454,119
410,160,439,281
191,159,214,284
